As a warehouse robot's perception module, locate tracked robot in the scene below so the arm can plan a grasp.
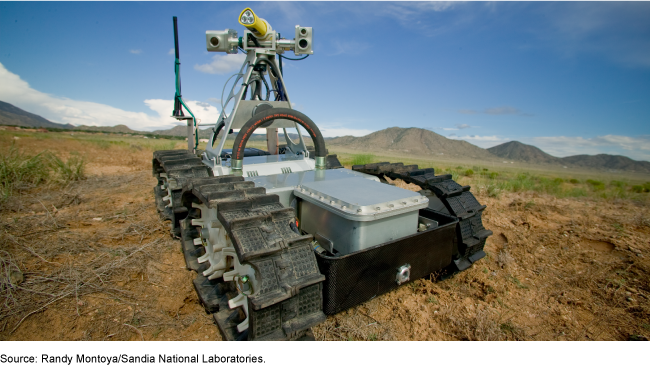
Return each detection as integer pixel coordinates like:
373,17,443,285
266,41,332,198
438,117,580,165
153,8,492,340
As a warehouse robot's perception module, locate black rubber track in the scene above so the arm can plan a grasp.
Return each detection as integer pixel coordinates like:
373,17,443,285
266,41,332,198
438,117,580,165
352,162,492,271
153,151,326,340
152,150,212,237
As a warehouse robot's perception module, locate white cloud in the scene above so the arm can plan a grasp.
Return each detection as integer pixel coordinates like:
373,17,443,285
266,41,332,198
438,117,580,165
168,48,175,55
442,123,473,131
531,135,650,161
0,62,219,131
130,49,142,55
194,54,246,74
447,134,510,148
144,99,220,129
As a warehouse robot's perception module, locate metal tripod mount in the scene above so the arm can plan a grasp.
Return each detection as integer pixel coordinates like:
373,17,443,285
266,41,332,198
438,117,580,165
201,19,314,175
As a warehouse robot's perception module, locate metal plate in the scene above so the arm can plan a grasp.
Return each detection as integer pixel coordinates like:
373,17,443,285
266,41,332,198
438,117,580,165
229,101,296,129
245,168,380,208
295,177,428,221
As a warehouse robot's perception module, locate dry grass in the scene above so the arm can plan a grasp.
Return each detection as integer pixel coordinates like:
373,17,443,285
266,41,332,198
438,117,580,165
0,170,215,340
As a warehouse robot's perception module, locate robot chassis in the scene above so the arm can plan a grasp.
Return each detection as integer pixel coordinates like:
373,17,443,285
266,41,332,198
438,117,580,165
152,8,492,341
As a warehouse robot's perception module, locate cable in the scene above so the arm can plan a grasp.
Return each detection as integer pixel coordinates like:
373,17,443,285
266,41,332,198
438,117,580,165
254,58,286,101
247,33,261,48
280,54,310,61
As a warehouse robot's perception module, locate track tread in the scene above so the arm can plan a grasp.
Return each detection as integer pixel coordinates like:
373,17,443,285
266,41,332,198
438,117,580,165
354,162,492,271
153,164,327,341
153,152,213,237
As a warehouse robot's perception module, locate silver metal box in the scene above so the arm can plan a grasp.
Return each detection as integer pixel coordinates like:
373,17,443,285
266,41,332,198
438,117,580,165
295,177,429,255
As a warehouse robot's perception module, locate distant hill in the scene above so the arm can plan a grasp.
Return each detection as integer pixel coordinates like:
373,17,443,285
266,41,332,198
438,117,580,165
74,124,140,134
0,100,74,129
488,141,562,164
327,127,496,160
489,140,650,173
153,125,215,139
561,154,650,174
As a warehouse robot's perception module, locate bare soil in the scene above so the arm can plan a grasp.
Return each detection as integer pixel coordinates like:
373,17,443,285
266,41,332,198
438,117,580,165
1,133,649,341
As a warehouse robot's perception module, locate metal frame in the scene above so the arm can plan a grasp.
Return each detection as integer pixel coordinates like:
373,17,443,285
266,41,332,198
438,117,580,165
202,29,309,169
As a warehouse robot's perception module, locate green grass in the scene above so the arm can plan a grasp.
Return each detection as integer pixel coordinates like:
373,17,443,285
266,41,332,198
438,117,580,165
337,153,377,166
331,147,650,201
0,143,86,202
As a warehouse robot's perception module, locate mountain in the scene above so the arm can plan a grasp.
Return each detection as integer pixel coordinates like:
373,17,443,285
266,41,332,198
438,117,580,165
561,154,650,173
327,127,496,160
153,125,215,139
487,141,562,164
489,140,650,173
0,101,74,129
74,124,140,134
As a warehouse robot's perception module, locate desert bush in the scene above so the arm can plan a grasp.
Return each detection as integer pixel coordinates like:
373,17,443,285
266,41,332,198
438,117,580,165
553,178,564,184
586,179,605,191
46,152,85,184
351,154,375,166
487,184,500,198
569,178,579,184
0,144,85,202
632,185,644,193
0,145,50,201
610,180,626,188
464,169,474,177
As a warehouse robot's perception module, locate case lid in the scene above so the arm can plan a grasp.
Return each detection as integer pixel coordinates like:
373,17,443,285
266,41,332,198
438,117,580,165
295,177,428,221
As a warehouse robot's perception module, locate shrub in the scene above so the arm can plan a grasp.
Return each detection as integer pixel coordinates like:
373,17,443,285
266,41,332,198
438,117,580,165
47,152,85,184
569,178,579,184
464,169,474,177
1,145,50,201
0,144,85,202
350,154,375,166
610,180,626,188
487,184,500,198
553,178,564,184
632,185,644,193
586,179,605,191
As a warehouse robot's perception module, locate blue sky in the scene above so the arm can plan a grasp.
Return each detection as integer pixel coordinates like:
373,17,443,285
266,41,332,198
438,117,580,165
1,1,649,161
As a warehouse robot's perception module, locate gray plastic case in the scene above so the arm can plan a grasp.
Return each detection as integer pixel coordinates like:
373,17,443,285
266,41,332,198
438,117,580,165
295,177,429,255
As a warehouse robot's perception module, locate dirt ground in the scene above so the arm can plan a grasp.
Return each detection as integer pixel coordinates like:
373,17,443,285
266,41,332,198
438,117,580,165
1,134,649,341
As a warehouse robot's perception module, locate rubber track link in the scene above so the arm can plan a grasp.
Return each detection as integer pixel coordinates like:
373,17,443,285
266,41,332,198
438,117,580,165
152,150,212,237
352,162,493,271
153,151,326,341
179,176,327,341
